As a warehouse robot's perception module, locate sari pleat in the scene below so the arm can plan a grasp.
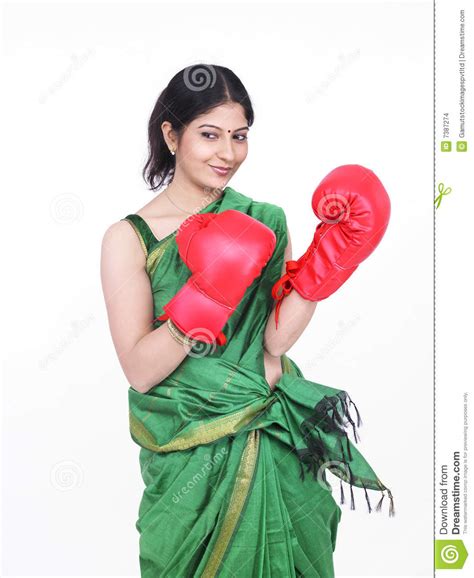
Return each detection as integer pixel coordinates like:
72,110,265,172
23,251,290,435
121,186,394,578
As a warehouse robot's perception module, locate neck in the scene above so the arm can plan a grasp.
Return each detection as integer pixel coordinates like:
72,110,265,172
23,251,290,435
164,180,225,213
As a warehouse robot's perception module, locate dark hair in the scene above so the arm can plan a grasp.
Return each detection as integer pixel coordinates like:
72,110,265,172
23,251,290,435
142,64,255,192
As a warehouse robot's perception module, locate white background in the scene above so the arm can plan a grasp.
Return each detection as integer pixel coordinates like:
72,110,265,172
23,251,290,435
2,0,433,576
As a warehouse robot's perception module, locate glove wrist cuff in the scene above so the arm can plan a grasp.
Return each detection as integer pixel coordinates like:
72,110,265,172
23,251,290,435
160,279,232,344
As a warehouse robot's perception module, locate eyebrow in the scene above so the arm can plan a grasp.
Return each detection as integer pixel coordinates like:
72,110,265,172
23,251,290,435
197,124,249,131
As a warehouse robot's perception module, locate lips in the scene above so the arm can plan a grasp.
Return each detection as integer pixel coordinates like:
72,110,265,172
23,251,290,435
210,165,231,175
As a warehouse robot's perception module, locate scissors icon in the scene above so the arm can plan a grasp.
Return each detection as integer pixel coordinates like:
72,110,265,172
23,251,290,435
434,183,452,209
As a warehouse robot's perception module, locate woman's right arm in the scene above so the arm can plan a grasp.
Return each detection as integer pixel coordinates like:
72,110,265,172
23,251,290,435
100,221,189,394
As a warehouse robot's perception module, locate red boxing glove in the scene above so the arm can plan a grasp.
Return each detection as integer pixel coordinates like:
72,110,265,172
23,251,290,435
156,209,276,345
272,164,391,328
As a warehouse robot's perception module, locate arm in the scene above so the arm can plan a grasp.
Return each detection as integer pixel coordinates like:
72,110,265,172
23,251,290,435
263,227,318,357
100,220,190,394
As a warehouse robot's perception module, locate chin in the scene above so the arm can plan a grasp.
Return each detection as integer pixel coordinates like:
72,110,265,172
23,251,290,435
207,176,228,189
200,181,222,194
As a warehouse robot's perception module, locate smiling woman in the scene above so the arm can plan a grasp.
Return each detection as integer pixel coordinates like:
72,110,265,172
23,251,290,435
141,64,254,198
100,63,393,578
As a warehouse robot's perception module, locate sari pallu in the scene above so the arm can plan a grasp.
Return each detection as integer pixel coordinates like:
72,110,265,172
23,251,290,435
123,186,395,578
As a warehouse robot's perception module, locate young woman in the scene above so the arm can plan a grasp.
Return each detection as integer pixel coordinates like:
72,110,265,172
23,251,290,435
100,63,394,577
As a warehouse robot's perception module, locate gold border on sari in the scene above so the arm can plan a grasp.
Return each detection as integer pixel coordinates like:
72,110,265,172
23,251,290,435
122,218,148,258
146,240,172,276
129,396,276,453
281,353,293,375
200,428,261,578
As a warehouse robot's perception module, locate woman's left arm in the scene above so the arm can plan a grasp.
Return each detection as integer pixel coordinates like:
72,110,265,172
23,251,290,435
263,227,318,357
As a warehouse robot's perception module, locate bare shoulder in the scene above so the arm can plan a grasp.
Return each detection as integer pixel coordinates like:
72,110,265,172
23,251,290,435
100,219,149,300
101,219,145,262
102,219,138,247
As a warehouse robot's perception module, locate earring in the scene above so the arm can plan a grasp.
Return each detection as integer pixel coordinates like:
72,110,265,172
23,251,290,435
169,148,176,156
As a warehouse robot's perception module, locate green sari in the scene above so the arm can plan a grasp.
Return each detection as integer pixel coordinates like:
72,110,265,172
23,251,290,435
122,186,394,578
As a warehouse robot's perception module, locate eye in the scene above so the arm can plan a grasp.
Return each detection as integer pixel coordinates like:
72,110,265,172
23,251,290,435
201,132,218,139
201,131,248,141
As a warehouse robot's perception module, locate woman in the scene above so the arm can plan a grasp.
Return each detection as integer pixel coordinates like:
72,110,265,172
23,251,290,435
100,64,394,577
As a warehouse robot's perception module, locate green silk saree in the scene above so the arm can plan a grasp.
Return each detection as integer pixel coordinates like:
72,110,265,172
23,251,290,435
122,186,394,578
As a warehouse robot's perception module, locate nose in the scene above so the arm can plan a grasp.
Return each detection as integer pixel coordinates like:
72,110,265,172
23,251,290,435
216,135,237,164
